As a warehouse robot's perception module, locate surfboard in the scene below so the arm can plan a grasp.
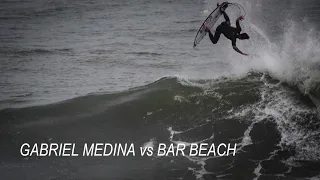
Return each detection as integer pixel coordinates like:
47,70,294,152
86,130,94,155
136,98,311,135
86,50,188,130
193,2,229,49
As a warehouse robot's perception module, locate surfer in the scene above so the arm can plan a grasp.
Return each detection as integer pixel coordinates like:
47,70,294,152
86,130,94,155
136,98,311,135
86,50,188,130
204,4,250,56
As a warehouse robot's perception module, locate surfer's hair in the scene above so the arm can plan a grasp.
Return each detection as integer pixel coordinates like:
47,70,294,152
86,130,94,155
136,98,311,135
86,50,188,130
238,33,249,40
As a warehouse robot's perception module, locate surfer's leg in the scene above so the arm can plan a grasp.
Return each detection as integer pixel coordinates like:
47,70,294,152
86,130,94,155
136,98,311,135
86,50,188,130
209,29,221,44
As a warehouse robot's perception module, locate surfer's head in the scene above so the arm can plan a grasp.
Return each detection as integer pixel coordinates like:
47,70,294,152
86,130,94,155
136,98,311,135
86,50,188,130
238,33,249,40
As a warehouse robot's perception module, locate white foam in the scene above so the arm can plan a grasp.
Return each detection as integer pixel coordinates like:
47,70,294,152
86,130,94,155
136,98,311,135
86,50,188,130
307,174,320,180
173,95,190,103
253,161,262,180
143,138,156,149
253,80,319,162
167,125,217,179
167,125,214,147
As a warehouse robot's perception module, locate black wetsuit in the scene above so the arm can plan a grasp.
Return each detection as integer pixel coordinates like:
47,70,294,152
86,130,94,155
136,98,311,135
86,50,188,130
208,11,241,47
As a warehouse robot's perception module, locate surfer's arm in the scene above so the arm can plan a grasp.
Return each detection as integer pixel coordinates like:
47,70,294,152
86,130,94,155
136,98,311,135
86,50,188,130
235,16,244,32
233,45,248,56
235,19,241,32
222,11,230,23
232,39,248,56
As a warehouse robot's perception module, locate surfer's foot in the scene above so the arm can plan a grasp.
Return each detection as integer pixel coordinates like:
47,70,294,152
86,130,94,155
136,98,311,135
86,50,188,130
202,24,209,32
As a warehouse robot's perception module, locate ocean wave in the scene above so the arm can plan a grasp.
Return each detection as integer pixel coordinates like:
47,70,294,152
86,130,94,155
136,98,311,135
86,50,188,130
0,48,72,55
125,51,163,56
1,73,319,179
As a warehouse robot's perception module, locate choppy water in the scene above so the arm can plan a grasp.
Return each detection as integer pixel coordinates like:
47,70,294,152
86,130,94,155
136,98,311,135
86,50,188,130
1,0,320,179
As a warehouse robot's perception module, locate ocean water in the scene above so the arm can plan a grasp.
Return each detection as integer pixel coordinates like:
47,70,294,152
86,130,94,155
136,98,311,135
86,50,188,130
1,0,320,179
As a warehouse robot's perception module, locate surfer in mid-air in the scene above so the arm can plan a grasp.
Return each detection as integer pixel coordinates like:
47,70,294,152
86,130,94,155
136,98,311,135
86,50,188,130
204,3,250,56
